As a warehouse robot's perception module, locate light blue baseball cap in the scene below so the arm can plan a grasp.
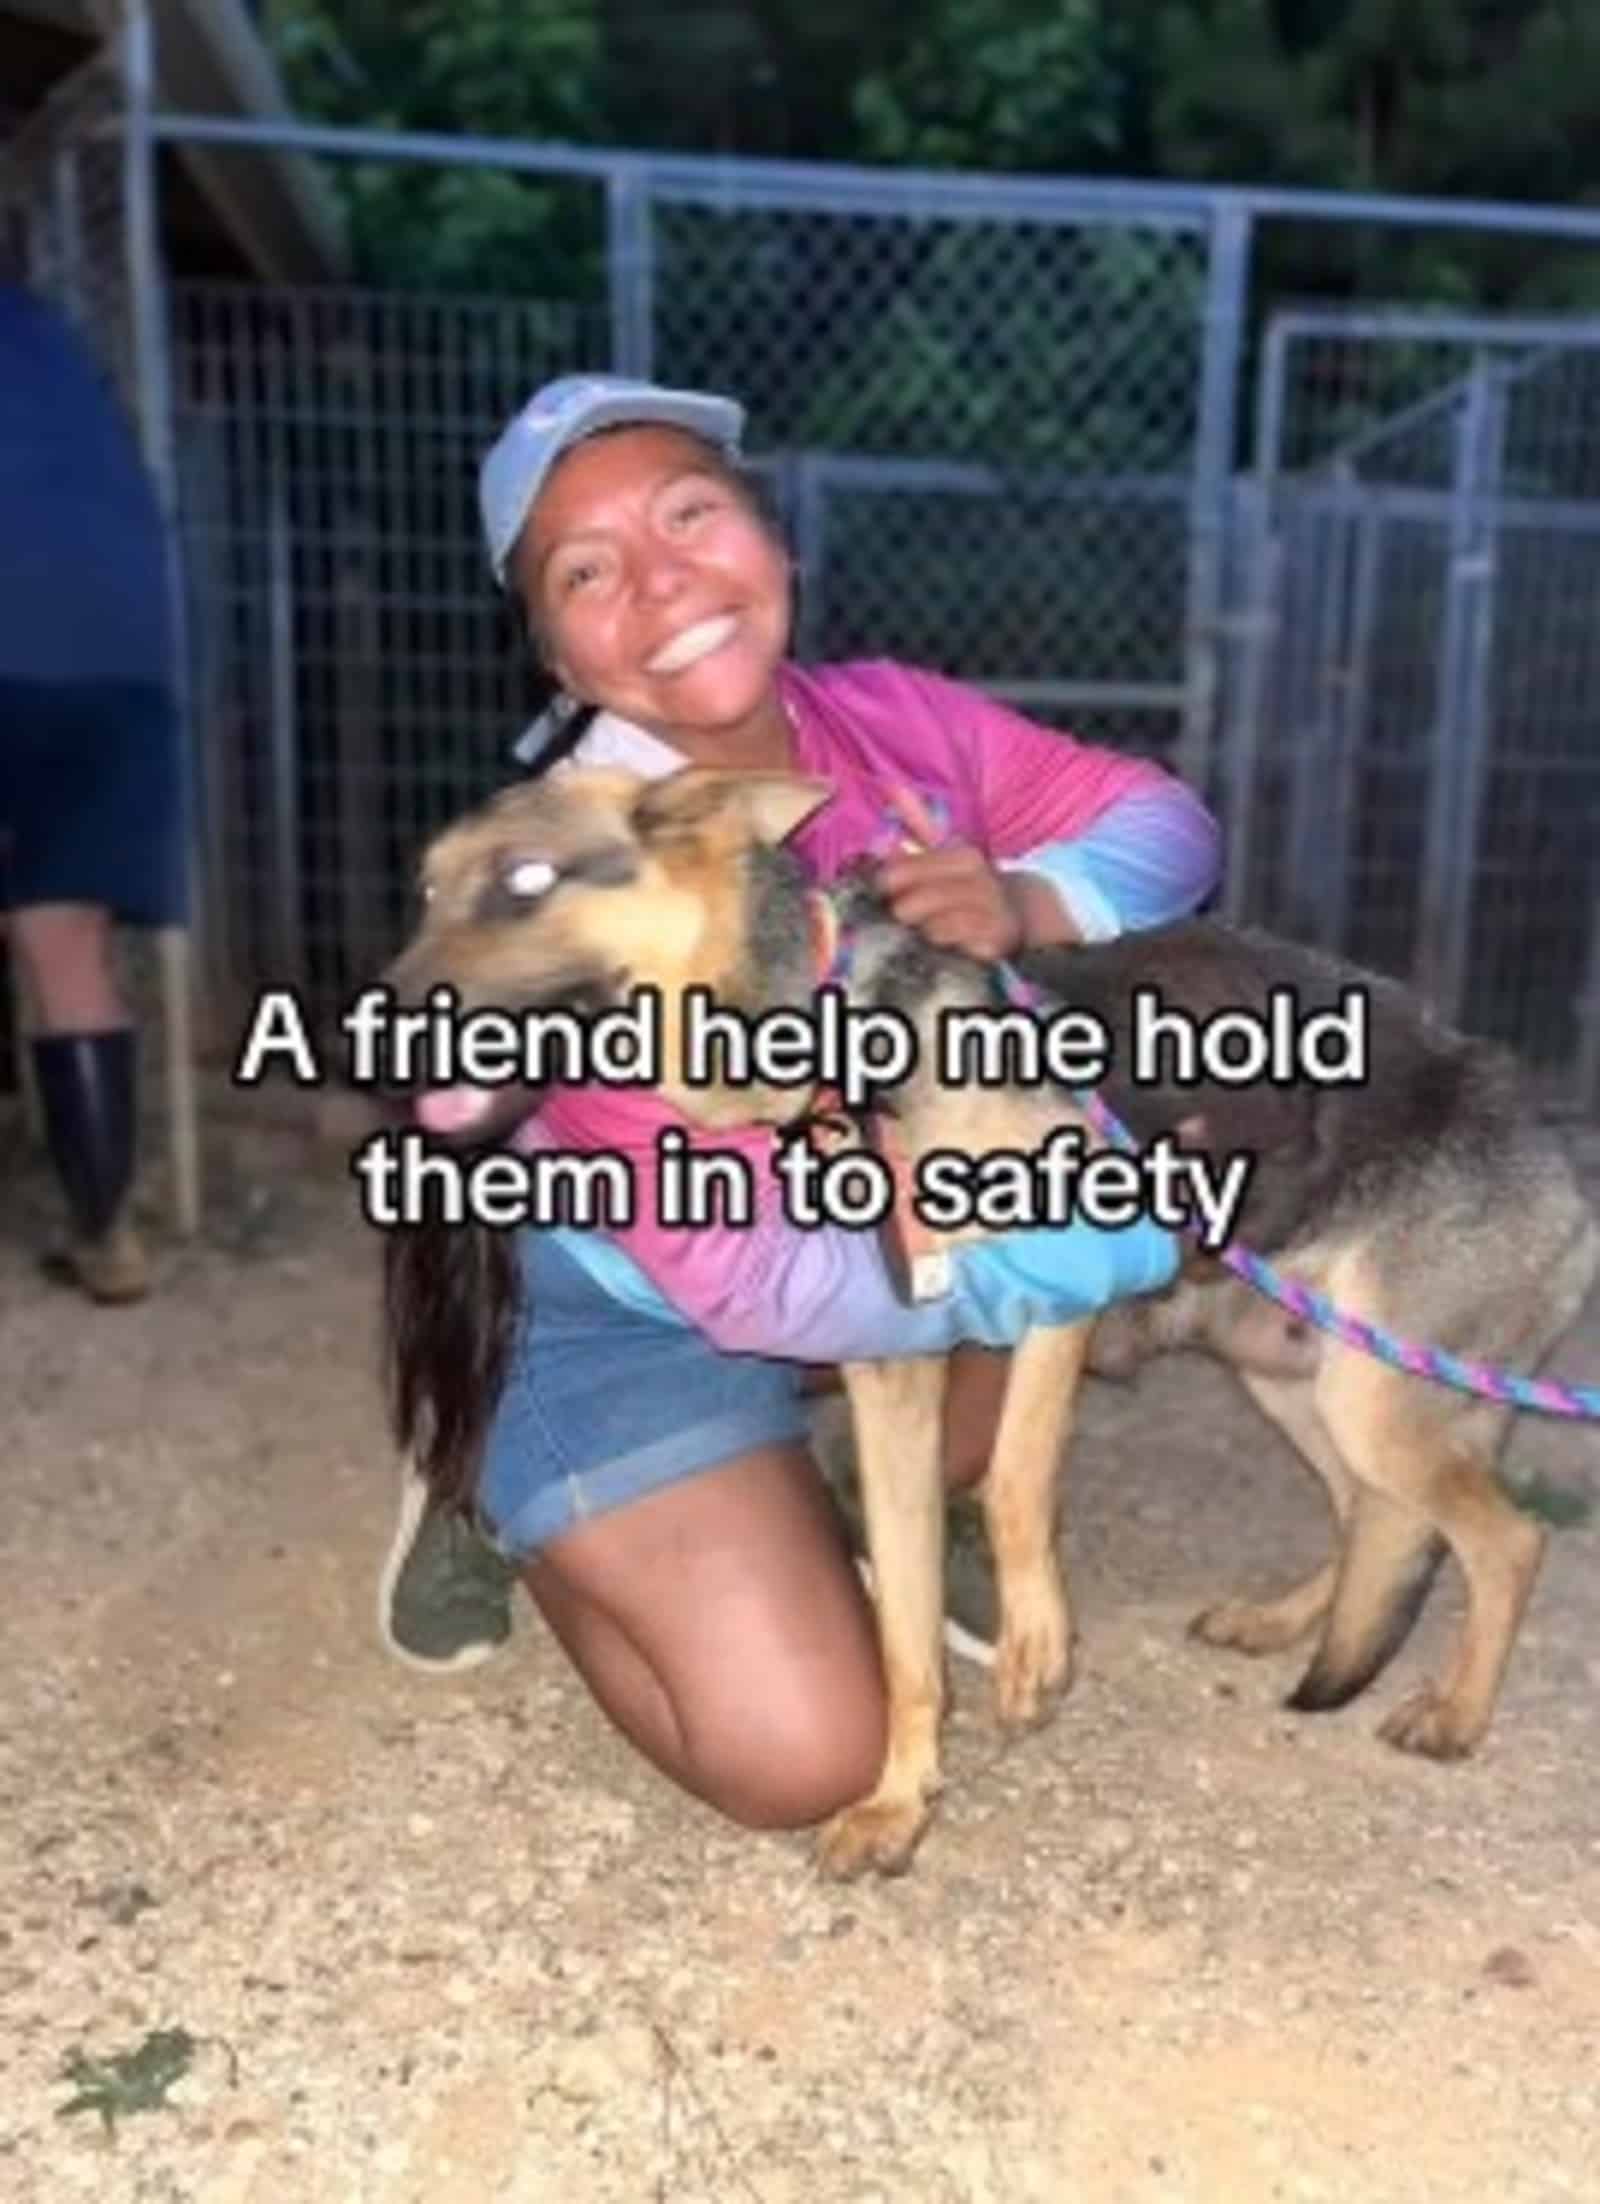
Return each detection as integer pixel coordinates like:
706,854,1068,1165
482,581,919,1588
479,372,746,586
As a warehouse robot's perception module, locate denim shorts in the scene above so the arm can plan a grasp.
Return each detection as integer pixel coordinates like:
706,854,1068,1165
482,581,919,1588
477,1231,811,1558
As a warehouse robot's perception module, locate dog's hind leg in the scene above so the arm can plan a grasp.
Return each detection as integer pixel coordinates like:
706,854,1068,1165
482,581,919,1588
1284,1482,1446,1715
979,1320,1091,1731
1373,1459,1543,1759
815,1356,949,1879
1190,1372,1353,1657
1295,1351,1539,1757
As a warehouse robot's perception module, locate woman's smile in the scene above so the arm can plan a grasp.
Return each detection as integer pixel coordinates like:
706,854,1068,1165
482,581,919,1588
644,610,741,677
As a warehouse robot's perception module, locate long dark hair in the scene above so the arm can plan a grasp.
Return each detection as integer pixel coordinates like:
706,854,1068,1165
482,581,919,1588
378,693,586,1513
381,420,788,1509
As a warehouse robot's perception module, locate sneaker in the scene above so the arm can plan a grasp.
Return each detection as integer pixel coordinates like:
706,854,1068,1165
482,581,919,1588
811,1408,998,1669
939,1495,1000,1670
377,1460,518,1672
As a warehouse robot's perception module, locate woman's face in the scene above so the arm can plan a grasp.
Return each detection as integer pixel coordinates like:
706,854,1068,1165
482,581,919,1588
510,424,792,745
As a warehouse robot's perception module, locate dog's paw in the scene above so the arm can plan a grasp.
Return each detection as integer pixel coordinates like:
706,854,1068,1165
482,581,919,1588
1377,1685,1481,1761
993,1597,1073,1732
1189,1596,1315,1657
814,1792,933,1880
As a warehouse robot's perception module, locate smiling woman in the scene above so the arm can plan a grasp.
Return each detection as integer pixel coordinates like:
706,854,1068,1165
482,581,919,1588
376,370,1226,1842
510,423,793,767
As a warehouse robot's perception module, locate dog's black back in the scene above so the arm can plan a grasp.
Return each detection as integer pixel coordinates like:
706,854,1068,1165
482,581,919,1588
1013,919,1543,1260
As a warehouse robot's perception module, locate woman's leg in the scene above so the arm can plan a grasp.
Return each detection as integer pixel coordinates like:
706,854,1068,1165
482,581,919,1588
469,1232,1026,1828
793,1341,1013,1497
10,902,148,1302
10,901,128,1031
940,1343,1015,1493
510,1362,1019,1831
523,1441,888,1829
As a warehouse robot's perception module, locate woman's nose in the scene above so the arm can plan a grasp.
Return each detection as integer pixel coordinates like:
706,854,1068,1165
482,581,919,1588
636,541,692,599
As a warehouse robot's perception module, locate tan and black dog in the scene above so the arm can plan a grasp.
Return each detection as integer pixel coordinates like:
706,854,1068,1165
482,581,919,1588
380,762,1598,1878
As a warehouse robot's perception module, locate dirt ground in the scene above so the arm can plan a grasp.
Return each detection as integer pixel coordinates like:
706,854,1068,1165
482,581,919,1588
3,1103,1599,2204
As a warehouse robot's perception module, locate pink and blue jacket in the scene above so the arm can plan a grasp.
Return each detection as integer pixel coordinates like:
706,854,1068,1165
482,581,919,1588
515,660,1222,1361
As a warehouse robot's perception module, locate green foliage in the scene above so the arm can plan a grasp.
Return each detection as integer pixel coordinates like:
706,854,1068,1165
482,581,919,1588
265,0,607,294
1149,0,1600,305
851,0,1124,171
261,1,1600,309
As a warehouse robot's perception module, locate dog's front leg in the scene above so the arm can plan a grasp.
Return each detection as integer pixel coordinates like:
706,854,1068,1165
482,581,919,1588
816,1355,949,1880
982,1320,1091,1730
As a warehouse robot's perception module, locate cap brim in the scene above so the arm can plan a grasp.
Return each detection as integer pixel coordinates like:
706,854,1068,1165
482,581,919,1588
486,386,744,583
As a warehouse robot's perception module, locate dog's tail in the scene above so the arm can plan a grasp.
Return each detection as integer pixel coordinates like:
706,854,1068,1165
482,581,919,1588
381,1217,520,1513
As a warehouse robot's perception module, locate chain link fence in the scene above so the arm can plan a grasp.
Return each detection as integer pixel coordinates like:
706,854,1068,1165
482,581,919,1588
160,154,1244,1028
647,202,1211,743
14,78,1600,1109
171,281,603,1024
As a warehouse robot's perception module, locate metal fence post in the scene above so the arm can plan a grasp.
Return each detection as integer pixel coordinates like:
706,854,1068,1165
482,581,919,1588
789,453,827,660
1415,351,1506,1023
50,140,86,319
607,164,654,378
1181,201,1252,803
1322,494,1384,955
1281,473,1362,947
119,0,200,1236
266,479,305,991
1220,314,1289,922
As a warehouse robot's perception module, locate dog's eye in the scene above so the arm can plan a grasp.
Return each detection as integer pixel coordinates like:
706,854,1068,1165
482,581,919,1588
505,858,558,900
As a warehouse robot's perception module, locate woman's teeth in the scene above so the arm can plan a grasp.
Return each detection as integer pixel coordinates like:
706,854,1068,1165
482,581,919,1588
646,613,737,676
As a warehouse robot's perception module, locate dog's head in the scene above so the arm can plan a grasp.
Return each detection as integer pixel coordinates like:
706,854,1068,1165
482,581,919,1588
382,762,835,1139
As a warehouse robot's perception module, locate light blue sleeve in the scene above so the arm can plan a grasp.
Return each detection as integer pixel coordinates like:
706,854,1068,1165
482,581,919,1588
546,1213,1178,1361
999,779,1222,941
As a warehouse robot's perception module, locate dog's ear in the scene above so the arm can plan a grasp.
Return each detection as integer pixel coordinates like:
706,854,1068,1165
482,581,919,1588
631,767,833,848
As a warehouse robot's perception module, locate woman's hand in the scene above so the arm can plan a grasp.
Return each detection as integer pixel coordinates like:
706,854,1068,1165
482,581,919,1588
873,782,1076,958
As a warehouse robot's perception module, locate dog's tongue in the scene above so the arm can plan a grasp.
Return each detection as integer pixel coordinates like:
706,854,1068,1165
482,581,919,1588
413,1086,495,1135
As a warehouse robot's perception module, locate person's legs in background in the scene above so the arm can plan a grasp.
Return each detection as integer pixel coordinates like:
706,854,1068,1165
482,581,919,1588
8,898,149,1302
1,676,185,1305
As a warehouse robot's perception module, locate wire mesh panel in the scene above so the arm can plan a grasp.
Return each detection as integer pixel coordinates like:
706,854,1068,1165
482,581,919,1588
152,163,1234,1030
646,192,1216,761
1224,311,1600,1102
170,282,601,1024
770,458,1191,732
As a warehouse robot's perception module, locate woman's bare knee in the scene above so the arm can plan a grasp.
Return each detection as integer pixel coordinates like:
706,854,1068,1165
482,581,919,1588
524,1444,890,1833
689,1662,887,1831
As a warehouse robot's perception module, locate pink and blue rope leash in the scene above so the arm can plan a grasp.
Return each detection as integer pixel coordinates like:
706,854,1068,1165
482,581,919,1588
996,956,1600,1424
863,790,1600,1421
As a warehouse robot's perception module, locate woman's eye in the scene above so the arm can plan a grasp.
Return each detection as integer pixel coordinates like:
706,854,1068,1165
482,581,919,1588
666,490,719,532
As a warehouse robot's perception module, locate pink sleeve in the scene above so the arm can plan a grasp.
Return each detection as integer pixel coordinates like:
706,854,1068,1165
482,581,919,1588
905,668,1178,857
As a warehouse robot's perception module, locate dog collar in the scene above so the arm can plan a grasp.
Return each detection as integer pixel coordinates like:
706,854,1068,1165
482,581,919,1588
794,892,952,1306
809,889,852,989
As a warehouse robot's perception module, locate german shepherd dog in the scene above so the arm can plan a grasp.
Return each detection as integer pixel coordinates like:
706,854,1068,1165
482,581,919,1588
380,763,1598,1878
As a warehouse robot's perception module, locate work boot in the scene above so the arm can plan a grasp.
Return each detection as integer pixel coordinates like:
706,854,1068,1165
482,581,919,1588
30,1028,151,1304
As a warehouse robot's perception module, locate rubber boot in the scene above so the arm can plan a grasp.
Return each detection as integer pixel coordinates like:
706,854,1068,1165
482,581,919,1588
29,1029,151,1303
